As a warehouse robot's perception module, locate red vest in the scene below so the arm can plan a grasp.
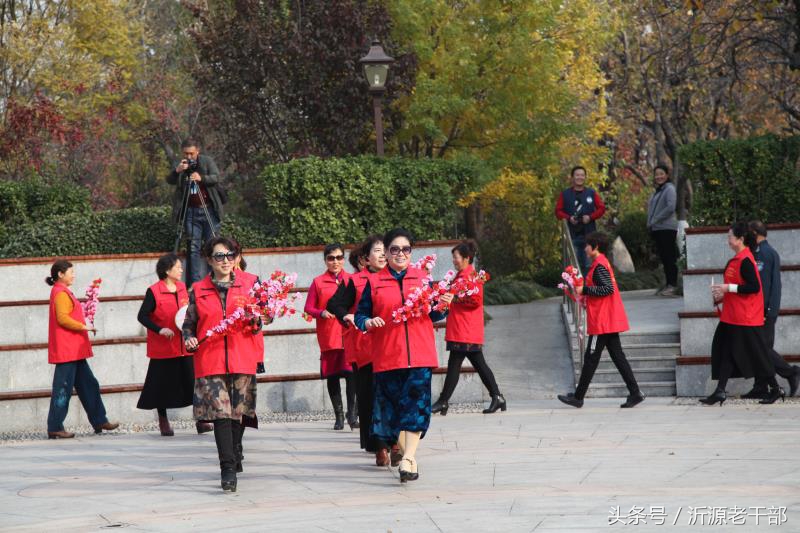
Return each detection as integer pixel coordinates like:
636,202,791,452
585,254,630,335
370,266,438,373
236,269,265,367
445,264,485,345
191,275,260,378
344,270,374,367
720,248,764,327
310,271,350,352
48,283,93,364
146,280,189,359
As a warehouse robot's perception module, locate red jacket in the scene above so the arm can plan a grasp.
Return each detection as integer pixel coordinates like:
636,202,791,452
585,253,630,335
48,284,93,364
344,270,374,367
146,280,189,359
191,275,260,378
445,264,485,345
236,269,265,368
370,266,438,373
309,271,350,352
720,248,764,327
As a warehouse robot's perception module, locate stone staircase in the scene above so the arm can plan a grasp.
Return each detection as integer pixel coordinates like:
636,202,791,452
562,297,680,398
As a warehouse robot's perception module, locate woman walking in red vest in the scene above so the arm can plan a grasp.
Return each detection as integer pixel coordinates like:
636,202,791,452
305,243,356,430
355,228,454,483
702,222,781,406
327,235,392,465
183,237,260,492
432,239,506,415
46,260,118,439
558,232,645,409
136,253,199,436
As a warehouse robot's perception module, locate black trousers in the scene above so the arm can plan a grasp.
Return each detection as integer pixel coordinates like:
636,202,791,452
355,363,386,452
213,418,242,472
752,316,797,390
439,349,500,401
650,229,679,286
575,334,640,400
326,374,356,413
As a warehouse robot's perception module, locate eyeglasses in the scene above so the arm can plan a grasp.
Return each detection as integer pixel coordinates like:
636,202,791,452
326,254,345,262
388,245,412,256
212,251,237,263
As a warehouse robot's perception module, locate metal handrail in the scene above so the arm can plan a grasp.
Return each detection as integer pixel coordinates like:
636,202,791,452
561,220,586,366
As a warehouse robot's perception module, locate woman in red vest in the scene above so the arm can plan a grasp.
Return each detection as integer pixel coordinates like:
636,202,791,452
46,260,119,439
432,239,506,416
327,235,392,466
183,236,260,492
135,253,198,437
557,232,644,409
703,222,781,405
355,228,454,483
304,243,355,430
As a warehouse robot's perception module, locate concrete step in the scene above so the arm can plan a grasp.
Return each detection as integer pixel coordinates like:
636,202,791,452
584,381,676,398
572,355,677,371
680,315,799,356
683,270,800,311
579,367,676,384
571,344,680,360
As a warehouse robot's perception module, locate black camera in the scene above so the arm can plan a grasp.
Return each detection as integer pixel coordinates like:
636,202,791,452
186,158,199,172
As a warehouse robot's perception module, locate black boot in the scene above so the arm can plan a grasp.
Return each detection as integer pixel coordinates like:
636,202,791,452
483,394,507,414
331,392,345,430
741,388,768,400
233,420,244,473
431,398,449,416
759,386,786,405
788,368,800,398
213,419,237,492
346,399,359,430
699,389,726,406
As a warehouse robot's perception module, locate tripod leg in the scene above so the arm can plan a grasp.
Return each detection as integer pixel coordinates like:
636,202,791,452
197,192,218,238
173,181,192,254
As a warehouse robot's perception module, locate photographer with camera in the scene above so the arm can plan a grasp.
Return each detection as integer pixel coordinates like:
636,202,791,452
167,139,225,285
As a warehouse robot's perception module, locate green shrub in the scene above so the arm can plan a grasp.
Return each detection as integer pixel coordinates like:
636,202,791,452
615,270,666,291
483,278,559,305
0,207,276,258
260,156,481,246
679,134,800,225
615,211,658,269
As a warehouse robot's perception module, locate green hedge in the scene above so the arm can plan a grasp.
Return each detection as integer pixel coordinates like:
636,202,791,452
0,207,276,258
260,156,480,245
0,177,91,246
483,278,559,305
679,134,800,225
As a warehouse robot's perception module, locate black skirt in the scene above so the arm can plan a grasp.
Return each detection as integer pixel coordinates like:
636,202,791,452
711,322,775,380
136,356,195,410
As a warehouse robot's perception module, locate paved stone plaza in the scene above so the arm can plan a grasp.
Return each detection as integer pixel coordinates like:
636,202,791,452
1,398,798,532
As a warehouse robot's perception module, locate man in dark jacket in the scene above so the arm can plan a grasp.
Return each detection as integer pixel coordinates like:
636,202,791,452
555,166,606,273
167,139,225,284
742,220,800,398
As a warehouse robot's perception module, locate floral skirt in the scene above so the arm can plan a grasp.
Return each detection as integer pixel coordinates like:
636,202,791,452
371,367,432,444
193,373,256,422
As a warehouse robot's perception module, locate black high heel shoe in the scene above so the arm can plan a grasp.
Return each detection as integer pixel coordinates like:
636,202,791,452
431,399,449,416
759,387,785,405
399,458,419,483
483,394,507,414
699,389,726,406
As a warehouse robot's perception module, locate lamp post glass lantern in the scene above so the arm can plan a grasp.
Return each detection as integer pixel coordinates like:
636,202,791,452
359,39,394,155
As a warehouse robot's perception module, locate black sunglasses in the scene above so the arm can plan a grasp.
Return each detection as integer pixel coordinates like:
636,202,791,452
388,245,412,256
211,251,237,263
326,254,345,262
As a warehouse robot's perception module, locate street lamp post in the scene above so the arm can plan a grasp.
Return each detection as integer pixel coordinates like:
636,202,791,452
359,39,394,156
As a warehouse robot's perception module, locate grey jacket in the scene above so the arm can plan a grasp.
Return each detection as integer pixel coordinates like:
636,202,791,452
647,181,677,231
754,240,781,318
166,153,225,225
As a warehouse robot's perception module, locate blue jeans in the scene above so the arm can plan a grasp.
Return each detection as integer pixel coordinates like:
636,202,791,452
572,235,589,274
185,206,220,285
47,360,108,432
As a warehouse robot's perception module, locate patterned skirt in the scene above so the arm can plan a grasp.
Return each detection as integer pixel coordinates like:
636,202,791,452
193,373,257,422
371,367,432,444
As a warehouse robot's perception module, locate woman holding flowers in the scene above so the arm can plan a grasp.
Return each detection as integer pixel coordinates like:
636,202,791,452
327,235,391,465
557,232,644,409
355,228,454,483
45,260,118,439
305,243,356,430
183,236,259,492
432,240,506,416
136,253,197,437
